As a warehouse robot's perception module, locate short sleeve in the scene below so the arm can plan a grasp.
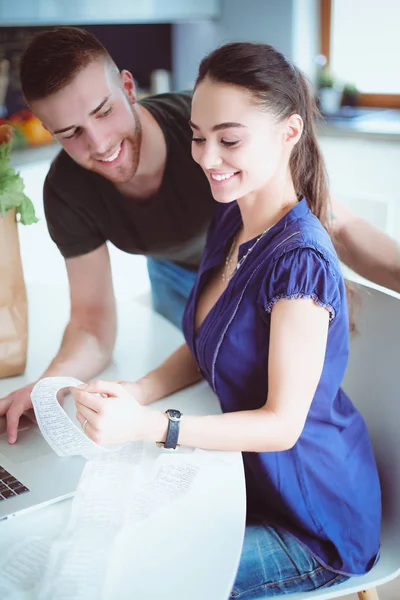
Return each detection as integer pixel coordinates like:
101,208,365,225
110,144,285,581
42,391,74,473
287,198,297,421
44,159,105,259
263,247,341,321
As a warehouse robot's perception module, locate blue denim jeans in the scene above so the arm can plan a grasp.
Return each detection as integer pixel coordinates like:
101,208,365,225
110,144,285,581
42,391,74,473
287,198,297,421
147,257,198,330
230,523,349,599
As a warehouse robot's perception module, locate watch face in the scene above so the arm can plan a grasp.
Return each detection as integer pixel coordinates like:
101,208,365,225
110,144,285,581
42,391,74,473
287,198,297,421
167,409,182,422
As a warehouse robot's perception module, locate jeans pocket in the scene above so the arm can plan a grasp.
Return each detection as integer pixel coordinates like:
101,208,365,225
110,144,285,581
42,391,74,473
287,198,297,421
314,572,349,590
230,566,348,598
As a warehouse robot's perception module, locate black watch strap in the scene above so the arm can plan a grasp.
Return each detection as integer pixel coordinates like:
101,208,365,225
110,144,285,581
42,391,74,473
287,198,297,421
157,409,182,450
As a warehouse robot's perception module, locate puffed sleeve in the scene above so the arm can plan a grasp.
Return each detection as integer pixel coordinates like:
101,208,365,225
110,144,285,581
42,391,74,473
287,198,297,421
262,247,341,322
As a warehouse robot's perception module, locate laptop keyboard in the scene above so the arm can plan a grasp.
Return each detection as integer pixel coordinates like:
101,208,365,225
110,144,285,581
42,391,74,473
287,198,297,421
0,466,30,501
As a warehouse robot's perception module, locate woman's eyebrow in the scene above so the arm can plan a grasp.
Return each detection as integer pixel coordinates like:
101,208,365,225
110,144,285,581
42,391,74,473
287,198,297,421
189,120,246,132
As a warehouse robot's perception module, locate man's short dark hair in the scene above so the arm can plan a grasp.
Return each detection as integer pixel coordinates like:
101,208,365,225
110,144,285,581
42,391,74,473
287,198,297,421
20,27,113,104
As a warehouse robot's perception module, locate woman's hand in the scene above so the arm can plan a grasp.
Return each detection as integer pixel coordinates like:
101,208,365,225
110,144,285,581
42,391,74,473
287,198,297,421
117,380,147,404
71,380,165,446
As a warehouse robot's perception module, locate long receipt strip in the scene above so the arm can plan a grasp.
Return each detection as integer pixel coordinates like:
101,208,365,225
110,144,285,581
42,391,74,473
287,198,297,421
0,377,207,600
31,376,116,458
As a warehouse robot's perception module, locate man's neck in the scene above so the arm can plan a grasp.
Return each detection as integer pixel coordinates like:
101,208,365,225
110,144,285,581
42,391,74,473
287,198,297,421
115,171,164,200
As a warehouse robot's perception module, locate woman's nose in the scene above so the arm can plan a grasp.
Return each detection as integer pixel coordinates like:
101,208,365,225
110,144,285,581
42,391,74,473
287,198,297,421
199,144,223,170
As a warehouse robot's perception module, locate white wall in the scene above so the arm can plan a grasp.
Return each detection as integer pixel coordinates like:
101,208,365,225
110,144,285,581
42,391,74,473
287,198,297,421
218,0,294,53
172,0,318,91
292,0,319,82
172,20,219,90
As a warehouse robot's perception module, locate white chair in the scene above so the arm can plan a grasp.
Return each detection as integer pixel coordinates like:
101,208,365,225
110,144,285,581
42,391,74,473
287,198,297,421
288,283,400,600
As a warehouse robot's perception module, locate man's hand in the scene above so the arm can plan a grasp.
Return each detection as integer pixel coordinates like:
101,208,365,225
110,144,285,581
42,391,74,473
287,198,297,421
0,382,37,444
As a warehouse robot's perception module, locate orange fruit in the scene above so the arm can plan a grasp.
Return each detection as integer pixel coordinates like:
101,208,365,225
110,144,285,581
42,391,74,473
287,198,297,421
19,116,53,145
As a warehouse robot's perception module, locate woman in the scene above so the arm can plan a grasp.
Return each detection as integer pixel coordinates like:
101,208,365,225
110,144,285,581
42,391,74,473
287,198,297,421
72,43,381,598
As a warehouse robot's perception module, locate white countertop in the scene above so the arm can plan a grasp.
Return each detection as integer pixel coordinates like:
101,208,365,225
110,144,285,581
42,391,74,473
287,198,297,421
0,283,246,599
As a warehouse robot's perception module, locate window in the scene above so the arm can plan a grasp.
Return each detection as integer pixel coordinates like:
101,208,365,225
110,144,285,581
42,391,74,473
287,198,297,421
320,0,400,108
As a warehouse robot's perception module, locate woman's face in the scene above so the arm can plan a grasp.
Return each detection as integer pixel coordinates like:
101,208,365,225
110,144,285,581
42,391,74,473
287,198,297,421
190,78,300,204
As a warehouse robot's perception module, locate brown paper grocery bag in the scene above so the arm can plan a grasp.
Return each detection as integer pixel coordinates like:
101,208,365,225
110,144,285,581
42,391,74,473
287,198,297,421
0,208,28,377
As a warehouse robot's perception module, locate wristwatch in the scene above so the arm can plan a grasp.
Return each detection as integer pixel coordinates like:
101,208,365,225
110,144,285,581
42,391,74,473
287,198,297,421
156,409,182,450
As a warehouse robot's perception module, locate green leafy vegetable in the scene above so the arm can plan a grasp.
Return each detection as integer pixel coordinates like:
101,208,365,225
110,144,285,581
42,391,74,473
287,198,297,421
0,139,38,225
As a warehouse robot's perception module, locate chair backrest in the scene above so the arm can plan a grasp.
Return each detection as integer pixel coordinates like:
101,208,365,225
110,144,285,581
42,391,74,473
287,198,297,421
342,283,400,547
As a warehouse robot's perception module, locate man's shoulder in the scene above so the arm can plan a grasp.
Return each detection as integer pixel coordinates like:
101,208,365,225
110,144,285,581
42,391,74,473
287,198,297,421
139,90,193,123
48,147,86,177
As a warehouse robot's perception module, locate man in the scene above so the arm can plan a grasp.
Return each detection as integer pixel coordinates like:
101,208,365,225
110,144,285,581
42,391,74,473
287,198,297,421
1,27,399,443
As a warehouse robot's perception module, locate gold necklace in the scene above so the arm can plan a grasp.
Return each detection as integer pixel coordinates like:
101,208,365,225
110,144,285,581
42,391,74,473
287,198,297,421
222,224,274,284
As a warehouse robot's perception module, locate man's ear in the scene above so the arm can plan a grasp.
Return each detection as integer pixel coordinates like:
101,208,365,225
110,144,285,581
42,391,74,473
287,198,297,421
285,114,303,147
120,70,137,105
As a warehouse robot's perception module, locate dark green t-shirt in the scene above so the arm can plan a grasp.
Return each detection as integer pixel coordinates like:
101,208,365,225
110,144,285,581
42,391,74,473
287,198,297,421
44,91,215,269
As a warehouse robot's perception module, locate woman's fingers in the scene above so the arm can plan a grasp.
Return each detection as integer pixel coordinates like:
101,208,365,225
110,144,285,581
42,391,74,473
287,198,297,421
76,411,96,441
71,387,104,412
72,380,140,446
76,403,98,427
79,380,126,397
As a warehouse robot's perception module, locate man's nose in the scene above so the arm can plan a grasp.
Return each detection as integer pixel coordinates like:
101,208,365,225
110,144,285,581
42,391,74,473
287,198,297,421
86,125,111,156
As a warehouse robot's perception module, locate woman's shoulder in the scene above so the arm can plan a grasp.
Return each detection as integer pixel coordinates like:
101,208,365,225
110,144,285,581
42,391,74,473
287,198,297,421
256,202,346,321
270,201,340,276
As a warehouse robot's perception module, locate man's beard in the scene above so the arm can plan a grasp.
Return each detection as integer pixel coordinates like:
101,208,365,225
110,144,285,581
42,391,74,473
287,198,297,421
126,105,142,181
90,105,143,184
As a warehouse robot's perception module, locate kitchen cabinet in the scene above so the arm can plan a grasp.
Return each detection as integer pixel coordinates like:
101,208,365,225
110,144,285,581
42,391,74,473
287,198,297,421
0,0,220,25
318,134,400,242
318,131,400,293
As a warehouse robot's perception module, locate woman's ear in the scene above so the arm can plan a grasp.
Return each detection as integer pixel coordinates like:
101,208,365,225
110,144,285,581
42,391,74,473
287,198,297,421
284,114,303,147
120,70,137,105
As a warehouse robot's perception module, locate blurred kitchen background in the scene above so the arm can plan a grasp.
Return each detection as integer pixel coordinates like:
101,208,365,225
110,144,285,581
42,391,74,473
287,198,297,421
1,0,400,326
0,6,398,600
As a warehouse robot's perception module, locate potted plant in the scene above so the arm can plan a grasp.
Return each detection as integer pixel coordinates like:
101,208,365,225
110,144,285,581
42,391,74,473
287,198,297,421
341,83,360,108
0,124,37,377
317,65,343,115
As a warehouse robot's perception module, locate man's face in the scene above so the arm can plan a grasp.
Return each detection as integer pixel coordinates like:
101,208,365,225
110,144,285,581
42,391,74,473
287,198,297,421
31,59,142,184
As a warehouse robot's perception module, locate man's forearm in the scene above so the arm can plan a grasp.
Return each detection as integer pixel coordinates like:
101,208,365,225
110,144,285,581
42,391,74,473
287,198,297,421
330,200,400,294
41,322,115,382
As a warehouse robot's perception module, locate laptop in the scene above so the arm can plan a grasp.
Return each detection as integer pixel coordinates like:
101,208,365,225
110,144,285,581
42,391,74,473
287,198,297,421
0,411,85,520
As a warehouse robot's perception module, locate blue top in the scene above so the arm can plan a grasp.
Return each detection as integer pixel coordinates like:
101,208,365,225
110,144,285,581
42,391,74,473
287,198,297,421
182,198,381,575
